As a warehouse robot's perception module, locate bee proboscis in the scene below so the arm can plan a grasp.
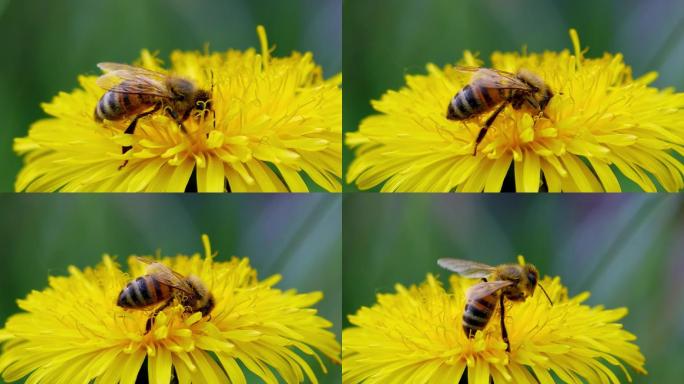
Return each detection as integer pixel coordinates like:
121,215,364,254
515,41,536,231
94,63,214,169
446,67,554,155
116,257,215,332
437,258,552,352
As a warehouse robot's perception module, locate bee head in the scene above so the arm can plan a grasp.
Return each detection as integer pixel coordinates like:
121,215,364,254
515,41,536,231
516,68,553,110
185,275,215,316
190,89,214,128
521,264,553,305
195,69,214,113
522,264,539,296
193,89,212,111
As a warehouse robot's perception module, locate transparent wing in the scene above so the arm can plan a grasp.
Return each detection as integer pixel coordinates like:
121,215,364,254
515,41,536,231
136,257,193,294
452,66,493,73
97,63,172,82
96,62,172,97
437,258,496,278
454,66,533,91
466,280,513,302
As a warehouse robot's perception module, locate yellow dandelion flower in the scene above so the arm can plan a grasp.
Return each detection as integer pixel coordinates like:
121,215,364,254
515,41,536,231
346,29,684,192
0,235,340,383
342,258,646,383
14,26,341,192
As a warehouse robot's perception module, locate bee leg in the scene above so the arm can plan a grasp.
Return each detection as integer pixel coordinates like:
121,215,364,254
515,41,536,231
165,108,188,134
178,121,188,134
524,95,541,111
118,104,162,170
524,96,552,121
499,294,511,352
144,317,153,333
474,103,507,156
123,104,162,143
145,298,173,333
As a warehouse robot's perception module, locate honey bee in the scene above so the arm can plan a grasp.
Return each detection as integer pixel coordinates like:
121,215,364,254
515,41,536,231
438,258,552,352
94,63,213,169
117,257,215,331
446,67,554,155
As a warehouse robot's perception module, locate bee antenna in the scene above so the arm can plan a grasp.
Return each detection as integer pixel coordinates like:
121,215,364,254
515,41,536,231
538,283,553,306
210,69,216,130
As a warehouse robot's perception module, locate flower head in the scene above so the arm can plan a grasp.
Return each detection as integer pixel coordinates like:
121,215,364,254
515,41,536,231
343,257,646,383
0,235,340,383
346,29,684,192
14,26,341,192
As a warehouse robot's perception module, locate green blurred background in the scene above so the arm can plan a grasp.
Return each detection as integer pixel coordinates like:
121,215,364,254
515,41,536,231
343,0,684,191
343,194,684,383
0,0,341,192
0,194,342,384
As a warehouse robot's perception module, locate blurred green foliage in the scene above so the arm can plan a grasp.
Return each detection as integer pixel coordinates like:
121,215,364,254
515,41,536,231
0,0,341,192
343,0,684,191
0,194,342,384
343,194,684,383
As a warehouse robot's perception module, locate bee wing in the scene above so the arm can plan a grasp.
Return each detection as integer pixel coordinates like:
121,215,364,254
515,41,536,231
454,66,533,91
438,258,496,278
136,257,193,294
96,62,173,97
466,280,514,302
97,63,171,82
451,66,488,73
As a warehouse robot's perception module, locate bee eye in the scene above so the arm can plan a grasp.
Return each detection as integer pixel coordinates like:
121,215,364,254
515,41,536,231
527,272,537,286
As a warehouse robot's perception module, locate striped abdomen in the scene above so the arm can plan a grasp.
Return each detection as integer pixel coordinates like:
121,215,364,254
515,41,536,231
95,86,156,121
447,84,509,120
462,292,498,337
117,275,172,308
